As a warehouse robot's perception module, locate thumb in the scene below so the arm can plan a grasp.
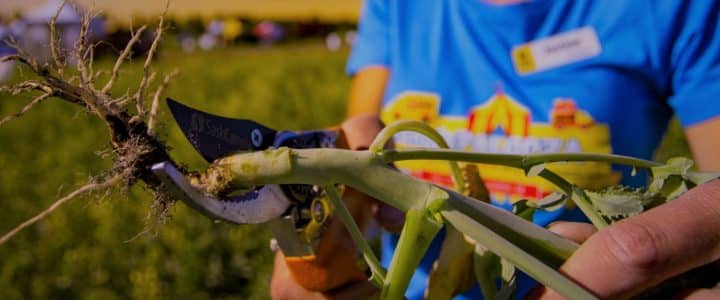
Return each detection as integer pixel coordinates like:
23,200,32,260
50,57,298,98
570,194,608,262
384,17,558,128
540,180,720,299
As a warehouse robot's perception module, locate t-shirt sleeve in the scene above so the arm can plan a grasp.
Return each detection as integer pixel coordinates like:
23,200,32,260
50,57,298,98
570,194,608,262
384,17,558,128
667,2,720,127
346,0,390,76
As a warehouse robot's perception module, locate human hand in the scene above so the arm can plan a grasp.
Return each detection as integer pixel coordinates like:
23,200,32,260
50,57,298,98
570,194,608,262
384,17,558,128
269,114,400,299
339,113,385,150
270,250,379,300
535,180,720,299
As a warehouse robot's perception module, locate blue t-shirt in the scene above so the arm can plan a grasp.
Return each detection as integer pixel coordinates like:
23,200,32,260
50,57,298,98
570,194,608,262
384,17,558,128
347,0,720,299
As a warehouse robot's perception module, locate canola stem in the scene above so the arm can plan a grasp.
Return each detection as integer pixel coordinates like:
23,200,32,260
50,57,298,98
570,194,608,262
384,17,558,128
536,169,609,228
441,209,598,300
381,209,443,300
381,149,661,170
324,185,386,287
370,120,467,193
219,148,592,298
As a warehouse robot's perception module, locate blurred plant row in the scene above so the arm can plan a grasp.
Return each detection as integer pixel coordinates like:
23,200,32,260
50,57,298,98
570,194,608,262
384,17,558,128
0,0,358,74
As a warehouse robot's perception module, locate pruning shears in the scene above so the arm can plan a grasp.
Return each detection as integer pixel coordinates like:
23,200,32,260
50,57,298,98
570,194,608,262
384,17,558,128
151,98,366,290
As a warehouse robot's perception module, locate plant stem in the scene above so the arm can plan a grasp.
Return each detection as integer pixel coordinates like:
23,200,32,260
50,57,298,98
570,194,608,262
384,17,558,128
370,120,467,193
523,152,662,169
381,148,650,229
324,185,386,287
381,209,443,299
537,169,609,228
221,148,580,261
381,149,661,170
474,245,501,300
441,208,598,300
442,188,578,266
219,148,591,297
221,148,431,211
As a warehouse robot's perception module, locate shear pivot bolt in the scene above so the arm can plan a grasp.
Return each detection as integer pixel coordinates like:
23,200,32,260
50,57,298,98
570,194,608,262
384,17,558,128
312,200,325,223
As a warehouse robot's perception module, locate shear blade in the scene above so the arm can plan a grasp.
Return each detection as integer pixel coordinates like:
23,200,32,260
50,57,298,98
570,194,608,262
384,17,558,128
151,161,291,224
167,97,277,162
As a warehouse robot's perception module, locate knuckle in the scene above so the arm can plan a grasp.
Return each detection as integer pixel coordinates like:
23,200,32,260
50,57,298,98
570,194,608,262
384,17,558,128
600,220,667,273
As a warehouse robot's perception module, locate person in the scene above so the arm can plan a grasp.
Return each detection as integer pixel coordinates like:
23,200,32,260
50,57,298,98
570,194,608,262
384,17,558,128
271,0,720,298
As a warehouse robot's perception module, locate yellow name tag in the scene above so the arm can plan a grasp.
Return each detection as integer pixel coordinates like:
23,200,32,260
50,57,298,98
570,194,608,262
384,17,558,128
512,27,602,75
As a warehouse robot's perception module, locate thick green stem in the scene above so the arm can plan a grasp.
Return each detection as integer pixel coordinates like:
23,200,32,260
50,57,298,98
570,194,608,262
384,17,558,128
218,148,591,297
370,120,466,193
220,148,579,262
219,148,432,211
381,209,443,300
324,185,386,287
441,209,598,300
474,245,501,300
443,188,578,266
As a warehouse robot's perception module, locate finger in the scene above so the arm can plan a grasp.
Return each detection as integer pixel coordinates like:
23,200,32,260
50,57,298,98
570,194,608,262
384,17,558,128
271,252,378,300
547,221,597,244
371,200,405,233
541,180,720,300
683,288,720,300
271,252,326,300
340,114,383,150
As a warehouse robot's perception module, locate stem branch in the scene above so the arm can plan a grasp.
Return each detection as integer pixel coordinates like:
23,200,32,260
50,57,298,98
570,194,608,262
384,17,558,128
381,149,660,170
371,120,466,192
538,169,608,228
441,209,597,300
325,185,386,287
381,209,443,299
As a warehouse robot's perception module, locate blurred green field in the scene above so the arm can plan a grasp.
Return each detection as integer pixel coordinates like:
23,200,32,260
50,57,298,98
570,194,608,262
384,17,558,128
3,0,362,27
0,41,692,300
0,43,351,299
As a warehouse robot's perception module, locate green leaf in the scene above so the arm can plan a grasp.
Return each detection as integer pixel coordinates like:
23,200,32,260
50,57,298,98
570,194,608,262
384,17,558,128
649,157,694,194
666,157,695,173
586,187,644,220
656,175,687,202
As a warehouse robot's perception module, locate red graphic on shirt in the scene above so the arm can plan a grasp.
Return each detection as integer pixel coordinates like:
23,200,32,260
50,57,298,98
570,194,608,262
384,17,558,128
409,170,551,199
467,88,531,137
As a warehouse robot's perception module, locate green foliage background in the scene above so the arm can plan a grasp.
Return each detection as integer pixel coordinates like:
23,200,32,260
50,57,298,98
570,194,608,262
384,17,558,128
0,42,690,299
0,43,350,299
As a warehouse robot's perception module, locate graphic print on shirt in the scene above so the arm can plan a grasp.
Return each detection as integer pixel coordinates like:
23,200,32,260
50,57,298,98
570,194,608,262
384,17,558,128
382,90,621,205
